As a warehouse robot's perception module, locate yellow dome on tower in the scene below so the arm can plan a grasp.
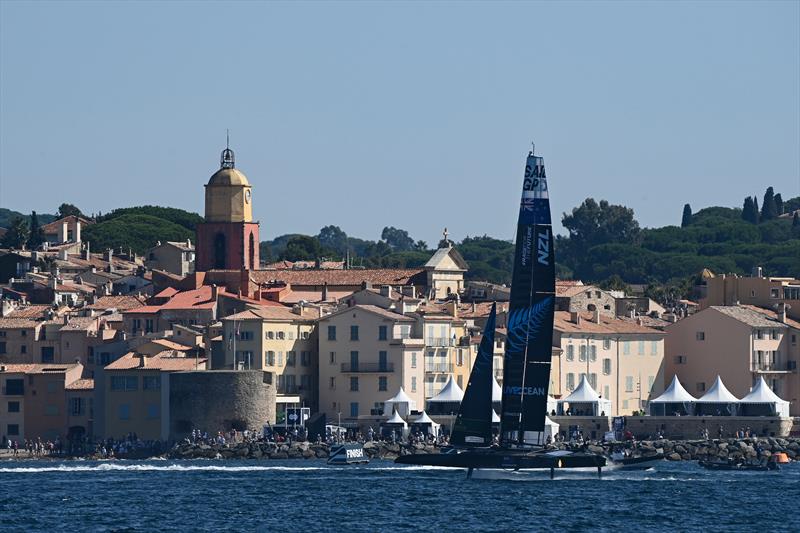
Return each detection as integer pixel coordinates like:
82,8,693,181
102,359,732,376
204,145,253,223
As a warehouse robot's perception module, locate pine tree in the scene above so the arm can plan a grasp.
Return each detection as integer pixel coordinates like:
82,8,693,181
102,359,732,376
753,197,760,224
774,193,784,216
27,211,44,249
761,186,778,221
681,204,692,227
0,216,30,249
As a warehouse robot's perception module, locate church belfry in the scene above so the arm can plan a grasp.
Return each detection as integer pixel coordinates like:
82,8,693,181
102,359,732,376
195,141,260,272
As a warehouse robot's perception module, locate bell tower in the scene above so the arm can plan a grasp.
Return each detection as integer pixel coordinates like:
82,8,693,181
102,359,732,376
195,140,260,272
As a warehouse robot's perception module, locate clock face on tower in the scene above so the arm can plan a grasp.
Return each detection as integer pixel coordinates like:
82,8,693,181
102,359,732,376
245,189,251,204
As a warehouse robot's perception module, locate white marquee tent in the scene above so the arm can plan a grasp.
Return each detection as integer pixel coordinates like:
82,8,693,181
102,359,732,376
383,387,416,417
557,376,612,416
649,375,697,416
426,375,464,415
695,375,740,416
380,408,409,438
738,377,790,417
492,376,502,412
410,410,441,436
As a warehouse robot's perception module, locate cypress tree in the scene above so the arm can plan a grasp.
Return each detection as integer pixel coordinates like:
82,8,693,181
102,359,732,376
742,196,759,224
774,193,784,216
681,204,692,227
27,211,44,249
753,196,760,224
761,186,778,221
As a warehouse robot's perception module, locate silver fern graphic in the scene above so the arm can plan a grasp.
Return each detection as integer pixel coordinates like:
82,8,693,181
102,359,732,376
505,296,553,354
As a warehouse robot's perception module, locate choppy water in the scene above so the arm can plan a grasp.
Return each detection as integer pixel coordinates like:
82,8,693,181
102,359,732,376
0,459,797,532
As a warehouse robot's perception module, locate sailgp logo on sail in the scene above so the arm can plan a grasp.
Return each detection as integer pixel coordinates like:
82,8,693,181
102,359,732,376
504,385,546,396
537,228,551,265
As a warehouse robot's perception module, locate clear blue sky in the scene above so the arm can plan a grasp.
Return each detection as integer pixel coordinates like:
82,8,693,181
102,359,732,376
1,1,798,246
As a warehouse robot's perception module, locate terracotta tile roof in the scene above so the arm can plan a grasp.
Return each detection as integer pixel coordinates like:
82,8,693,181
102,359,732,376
86,295,147,311
709,306,789,328
553,311,663,335
154,287,179,298
0,363,80,374
224,306,317,322
41,215,93,233
105,350,206,371
251,268,426,288
737,305,800,329
164,241,194,251
66,378,94,390
3,305,52,319
150,338,193,351
0,318,41,329
555,280,585,296
59,317,98,331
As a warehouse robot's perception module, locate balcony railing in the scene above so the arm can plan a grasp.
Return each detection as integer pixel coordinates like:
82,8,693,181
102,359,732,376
340,363,394,373
751,361,796,372
425,363,454,373
426,337,454,347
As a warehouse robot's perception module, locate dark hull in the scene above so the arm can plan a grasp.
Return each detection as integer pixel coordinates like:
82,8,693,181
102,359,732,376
395,449,605,470
610,454,664,469
698,460,778,472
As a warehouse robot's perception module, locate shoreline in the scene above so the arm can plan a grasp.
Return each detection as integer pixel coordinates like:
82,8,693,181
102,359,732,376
2,436,797,463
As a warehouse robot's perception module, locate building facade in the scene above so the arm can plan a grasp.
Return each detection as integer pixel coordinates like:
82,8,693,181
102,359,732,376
551,310,666,416
665,305,799,415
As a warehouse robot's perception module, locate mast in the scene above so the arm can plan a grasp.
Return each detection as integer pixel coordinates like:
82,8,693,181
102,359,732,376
499,148,556,447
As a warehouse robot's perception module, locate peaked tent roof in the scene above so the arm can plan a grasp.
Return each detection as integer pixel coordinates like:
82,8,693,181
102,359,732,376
386,387,413,404
651,375,697,403
561,375,602,403
385,409,408,425
740,377,789,404
412,411,439,425
492,376,502,402
491,409,500,423
428,375,464,403
696,375,740,403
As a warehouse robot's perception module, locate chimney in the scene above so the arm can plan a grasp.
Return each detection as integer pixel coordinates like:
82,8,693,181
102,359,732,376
752,266,763,278
636,317,644,326
32,251,40,262
138,354,147,368
187,238,192,248
84,241,90,260
63,314,70,325
446,300,458,318
75,221,81,243
777,302,787,324
58,249,69,261
59,221,68,243
570,311,581,326
380,285,392,298
593,307,601,324
472,302,477,313
322,282,329,302
106,249,114,272
211,284,219,301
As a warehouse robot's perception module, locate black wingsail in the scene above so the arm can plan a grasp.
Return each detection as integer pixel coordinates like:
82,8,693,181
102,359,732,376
499,150,556,447
450,303,497,447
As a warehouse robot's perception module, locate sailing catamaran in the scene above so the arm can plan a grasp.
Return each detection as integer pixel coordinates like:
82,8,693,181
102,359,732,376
396,148,605,476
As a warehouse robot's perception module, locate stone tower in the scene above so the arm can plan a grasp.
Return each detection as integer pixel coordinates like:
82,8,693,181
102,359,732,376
195,143,260,271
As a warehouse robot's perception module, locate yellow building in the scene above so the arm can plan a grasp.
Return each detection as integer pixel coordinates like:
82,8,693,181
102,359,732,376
220,305,319,410
551,310,666,416
317,305,424,423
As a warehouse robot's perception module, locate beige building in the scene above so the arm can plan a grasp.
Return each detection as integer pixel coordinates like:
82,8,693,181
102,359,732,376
219,305,318,410
103,350,206,440
551,310,666,416
556,285,617,318
701,270,800,320
665,305,799,415
0,362,91,442
317,305,424,423
146,240,195,276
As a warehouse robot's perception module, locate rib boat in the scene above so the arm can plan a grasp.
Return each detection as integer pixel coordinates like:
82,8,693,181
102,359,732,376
396,148,605,477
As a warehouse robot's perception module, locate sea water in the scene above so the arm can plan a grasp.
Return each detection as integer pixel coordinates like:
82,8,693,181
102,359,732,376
0,459,797,532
